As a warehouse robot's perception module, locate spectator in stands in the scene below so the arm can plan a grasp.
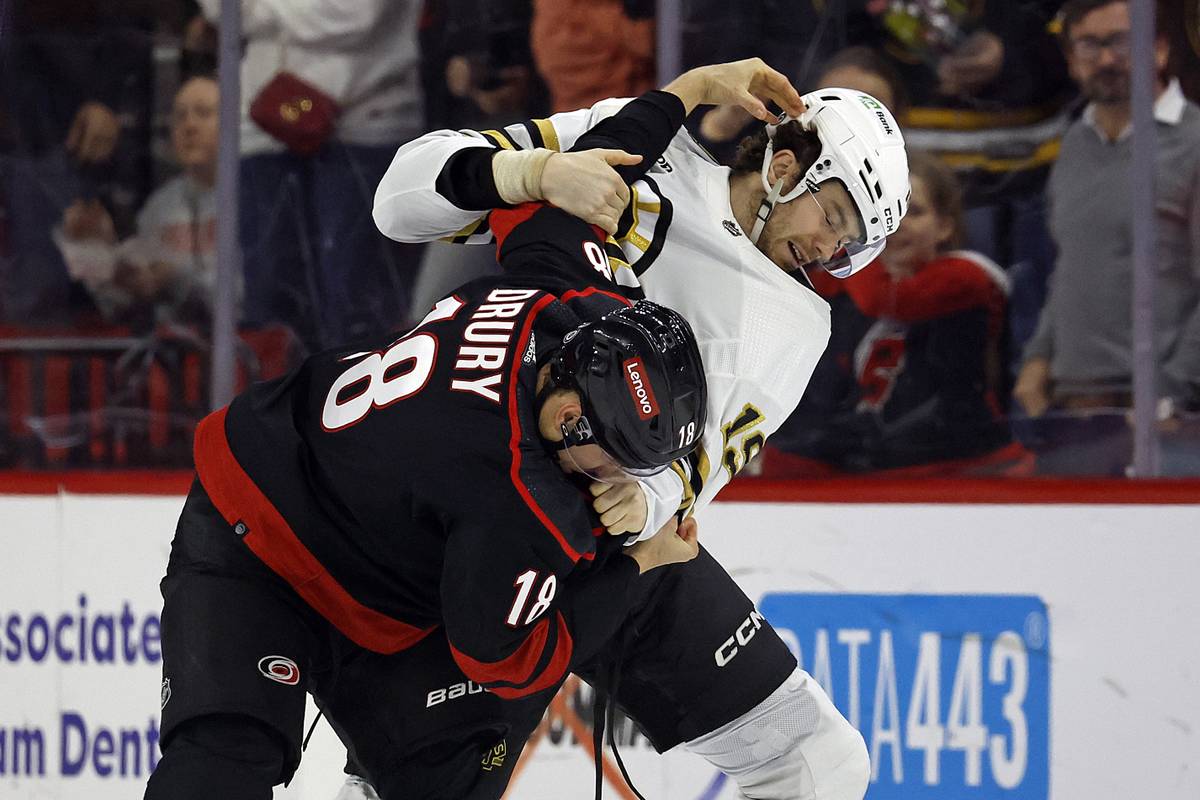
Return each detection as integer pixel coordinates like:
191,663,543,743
56,76,220,328
692,1,1069,370
698,45,908,163
811,45,909,118
1013,0,1200,475
0,2,156,324
680,0,828,96
852,1,1071,372
406,0,543,321
767,151,1024,476
422,0,541,131
531,0,655,113
196,0,425,348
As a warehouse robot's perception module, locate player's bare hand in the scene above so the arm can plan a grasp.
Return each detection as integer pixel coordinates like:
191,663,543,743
66,102,120,164
540,149,640,235
625,516,699,575
665,58,805,122
1014,357,1051,417
589,480,648,535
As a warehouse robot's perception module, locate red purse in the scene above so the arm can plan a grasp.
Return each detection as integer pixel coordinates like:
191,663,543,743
249,71,340,156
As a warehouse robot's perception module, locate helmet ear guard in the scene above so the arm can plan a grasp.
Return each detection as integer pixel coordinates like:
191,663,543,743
753,88,910,278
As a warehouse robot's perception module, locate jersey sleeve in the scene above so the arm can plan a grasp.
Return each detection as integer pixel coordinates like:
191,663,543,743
440,518,640,700
373,90,685,247
373,98,631,245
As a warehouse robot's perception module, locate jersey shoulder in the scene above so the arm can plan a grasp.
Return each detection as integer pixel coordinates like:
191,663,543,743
417,283,600,566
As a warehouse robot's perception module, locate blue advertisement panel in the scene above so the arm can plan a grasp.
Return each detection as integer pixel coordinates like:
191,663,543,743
759,593,1049,799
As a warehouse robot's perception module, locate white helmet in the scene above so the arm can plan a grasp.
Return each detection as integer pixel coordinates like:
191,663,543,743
751,88,910,278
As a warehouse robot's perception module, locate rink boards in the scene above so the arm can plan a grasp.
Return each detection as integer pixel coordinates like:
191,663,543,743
0,487,1197,799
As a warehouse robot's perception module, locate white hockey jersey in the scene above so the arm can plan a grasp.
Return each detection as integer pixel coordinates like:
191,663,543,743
374,99,831,537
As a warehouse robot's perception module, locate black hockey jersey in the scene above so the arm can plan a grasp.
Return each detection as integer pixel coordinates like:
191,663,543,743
194,205,644,700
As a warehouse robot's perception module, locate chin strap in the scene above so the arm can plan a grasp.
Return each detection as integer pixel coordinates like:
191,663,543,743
748,176,786,243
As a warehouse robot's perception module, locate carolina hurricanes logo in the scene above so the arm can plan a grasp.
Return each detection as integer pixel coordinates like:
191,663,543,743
258,655,300,686
622,358,660,420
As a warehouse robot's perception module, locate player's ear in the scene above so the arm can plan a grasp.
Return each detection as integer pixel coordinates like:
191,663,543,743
768,149,798,185
538,388,583,441
555,395,584,431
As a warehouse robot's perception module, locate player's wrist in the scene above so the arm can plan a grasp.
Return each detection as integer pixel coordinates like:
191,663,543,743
492,148,555,204
662,69,708,116
624,547,655,575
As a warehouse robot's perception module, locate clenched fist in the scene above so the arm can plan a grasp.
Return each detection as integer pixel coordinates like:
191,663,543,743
625,516,699,575
589,480,648,535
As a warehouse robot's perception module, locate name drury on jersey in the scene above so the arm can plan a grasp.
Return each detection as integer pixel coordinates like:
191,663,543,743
451,288,541,403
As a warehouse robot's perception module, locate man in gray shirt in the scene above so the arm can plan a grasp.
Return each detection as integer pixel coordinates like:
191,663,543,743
1013,0,1200,471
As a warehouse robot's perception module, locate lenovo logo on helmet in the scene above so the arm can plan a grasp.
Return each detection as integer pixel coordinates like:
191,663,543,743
623,358,660,420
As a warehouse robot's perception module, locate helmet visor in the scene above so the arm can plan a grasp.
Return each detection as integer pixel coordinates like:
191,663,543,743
819,238,886,278
558,417,669,483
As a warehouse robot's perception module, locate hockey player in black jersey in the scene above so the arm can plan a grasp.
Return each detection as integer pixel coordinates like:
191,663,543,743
144,196,708,799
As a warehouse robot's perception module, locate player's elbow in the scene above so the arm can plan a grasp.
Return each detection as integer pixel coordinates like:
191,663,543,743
372,189,418,243
447,615,573,699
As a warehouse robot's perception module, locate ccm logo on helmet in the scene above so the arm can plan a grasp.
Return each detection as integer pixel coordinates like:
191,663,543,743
623,358,660,420
258,655,300,686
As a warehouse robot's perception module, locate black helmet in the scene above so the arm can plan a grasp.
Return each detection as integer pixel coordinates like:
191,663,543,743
549,300,707,475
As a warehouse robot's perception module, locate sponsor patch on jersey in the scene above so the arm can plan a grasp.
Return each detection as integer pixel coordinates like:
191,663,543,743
257,655,300,686
622,358,659,420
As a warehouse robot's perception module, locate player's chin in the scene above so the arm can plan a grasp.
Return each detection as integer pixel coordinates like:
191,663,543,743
770,240,805,273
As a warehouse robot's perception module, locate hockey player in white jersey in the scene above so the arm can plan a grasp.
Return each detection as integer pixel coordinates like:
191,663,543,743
360,59,909,799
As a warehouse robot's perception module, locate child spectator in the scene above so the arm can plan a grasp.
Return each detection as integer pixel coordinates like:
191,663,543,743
56,76,220,328
768,151,1025,475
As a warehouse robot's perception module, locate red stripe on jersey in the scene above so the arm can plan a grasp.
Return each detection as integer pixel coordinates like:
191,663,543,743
561,286,632,306
491,203,607,251
193,407,436,655
450,612,574,699
507,295,593,563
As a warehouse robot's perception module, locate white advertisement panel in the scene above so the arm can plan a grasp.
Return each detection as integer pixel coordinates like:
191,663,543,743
1,493,1198,799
